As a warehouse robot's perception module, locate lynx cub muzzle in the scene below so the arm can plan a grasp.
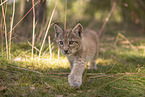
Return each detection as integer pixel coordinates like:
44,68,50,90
54,23,99,88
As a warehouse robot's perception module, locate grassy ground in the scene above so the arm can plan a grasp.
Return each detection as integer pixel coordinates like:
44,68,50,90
0,35,145,97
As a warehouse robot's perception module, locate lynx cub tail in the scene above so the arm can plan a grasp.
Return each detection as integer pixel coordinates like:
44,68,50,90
54,23,99,88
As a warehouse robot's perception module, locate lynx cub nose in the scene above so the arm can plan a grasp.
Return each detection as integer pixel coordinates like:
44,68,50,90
63,50,68,54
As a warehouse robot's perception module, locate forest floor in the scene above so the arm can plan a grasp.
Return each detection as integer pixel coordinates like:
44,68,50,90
0,34,145,97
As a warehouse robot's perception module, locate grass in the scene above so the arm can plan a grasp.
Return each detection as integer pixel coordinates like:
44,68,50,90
0,36,145,97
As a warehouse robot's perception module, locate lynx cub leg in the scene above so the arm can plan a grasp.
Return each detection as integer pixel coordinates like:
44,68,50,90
89,60,97,70
68,59,85,88
89,52,98,70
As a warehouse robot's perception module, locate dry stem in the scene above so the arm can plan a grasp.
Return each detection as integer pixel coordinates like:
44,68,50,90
98,0,118,36
64,0,67,30
48,36,52,60
32,0,36,60
39,0,58,57
1,0,8,59
9,0,15,60
115,33,137,49
0,10,4,52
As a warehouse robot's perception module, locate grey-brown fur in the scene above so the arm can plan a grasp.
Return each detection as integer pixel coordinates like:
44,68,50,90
54,23,99,88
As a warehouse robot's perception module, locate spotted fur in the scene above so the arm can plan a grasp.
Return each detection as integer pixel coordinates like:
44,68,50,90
54,23,99,88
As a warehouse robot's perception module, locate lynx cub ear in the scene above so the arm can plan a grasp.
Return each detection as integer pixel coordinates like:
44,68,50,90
72,23,83,38
54,24,63,38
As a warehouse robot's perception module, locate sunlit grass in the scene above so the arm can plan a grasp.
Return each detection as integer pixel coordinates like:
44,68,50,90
13,55,69,69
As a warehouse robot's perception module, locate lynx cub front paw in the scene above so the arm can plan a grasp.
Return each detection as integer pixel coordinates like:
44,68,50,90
68,73,82,88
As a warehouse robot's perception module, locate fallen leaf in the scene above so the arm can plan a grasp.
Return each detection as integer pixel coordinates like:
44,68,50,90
56,95,63,97
77,90,83,93
30,86,35,90
0,86,7,91
45,82,51,89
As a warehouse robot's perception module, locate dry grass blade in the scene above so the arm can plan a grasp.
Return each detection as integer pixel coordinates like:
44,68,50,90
0,0,7,6
1,0,8,59
9,0,15,60
64,0,67,30
39,0,58,57
0,11,4,52
48,36,52,60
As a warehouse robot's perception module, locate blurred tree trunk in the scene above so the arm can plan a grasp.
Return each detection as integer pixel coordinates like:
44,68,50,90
18,0,25,18
120,0,145,26
23,0,32,24
22,0,46,39
35,0,47,43
35,0,46,23
22,0,32,38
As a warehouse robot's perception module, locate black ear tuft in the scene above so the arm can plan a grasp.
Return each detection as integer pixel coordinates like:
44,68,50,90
72,23,83,38
54,24,63,38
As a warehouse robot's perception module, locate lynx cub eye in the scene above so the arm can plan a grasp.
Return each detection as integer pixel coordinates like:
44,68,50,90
69,41,76,45
58,41,63,45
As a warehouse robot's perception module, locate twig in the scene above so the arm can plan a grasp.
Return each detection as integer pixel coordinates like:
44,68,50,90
89,75,108,78
39,0,58,57
98,0,118,36
85,73,105,75
27,40,40,52
0,0,7,6
115,33,137,49
47,73,69,75
48,72,105,75
106,63,115,73
112,87,128,90
13,66,43,75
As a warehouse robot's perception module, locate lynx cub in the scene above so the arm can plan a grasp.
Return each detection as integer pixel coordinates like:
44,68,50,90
54,23,99,88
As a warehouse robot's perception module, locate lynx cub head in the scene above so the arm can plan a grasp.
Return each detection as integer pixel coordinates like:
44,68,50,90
54,23,83,56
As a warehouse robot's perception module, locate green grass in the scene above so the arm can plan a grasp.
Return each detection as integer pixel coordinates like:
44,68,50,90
0,36,145,97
